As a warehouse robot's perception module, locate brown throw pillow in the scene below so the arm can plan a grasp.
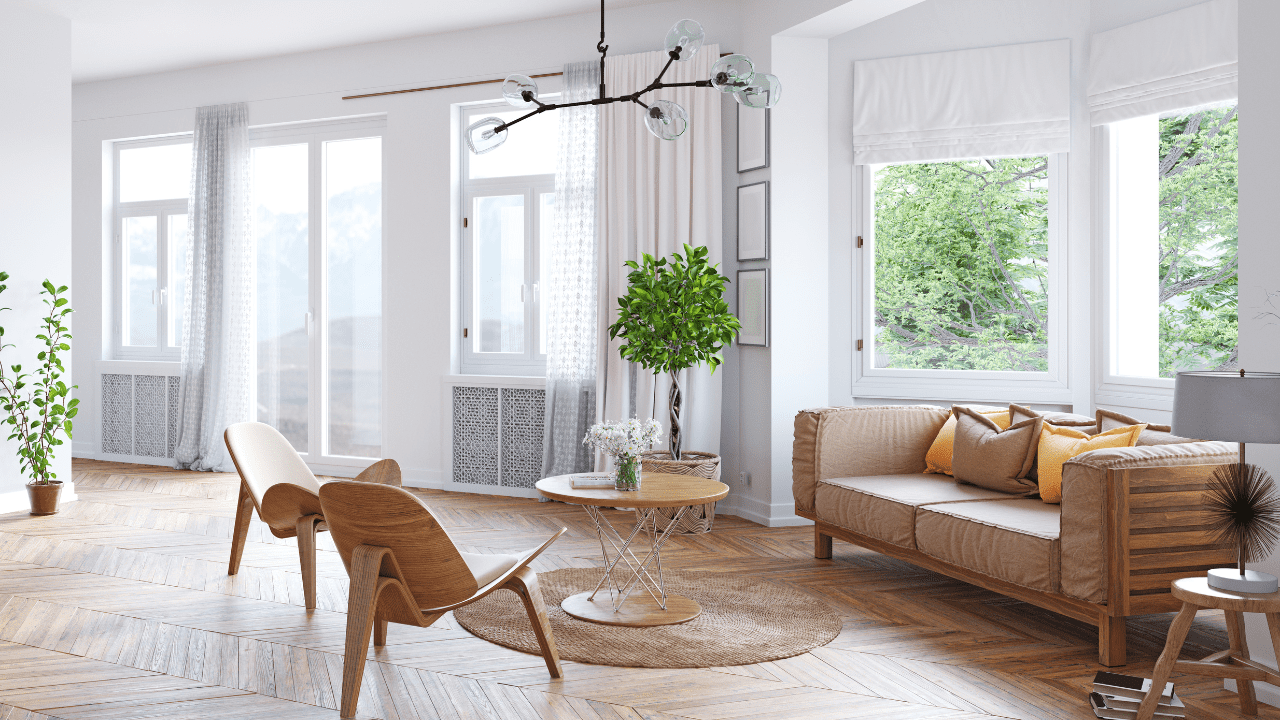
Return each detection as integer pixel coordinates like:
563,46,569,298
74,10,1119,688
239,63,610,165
952,407,1042,494
1096,408,1192,446
1011,403,1096,429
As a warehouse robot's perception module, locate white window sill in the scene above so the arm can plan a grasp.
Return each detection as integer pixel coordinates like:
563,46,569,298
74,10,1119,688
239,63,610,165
96,359,182,376
444,374,545,389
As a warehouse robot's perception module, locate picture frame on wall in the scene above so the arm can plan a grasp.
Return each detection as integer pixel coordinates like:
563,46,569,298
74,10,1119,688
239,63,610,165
737,181,769,261
737,104,769,172
737,268,769,347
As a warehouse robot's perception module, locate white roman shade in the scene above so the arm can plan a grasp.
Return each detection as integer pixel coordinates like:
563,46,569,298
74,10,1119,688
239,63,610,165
853,39,1070,165
1088,0,1237,125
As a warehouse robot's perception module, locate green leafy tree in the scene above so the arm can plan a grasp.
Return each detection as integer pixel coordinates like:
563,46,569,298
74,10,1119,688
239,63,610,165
874,157,1049,371
608,244,739,459
0,276,78,485
1158,105,1238,377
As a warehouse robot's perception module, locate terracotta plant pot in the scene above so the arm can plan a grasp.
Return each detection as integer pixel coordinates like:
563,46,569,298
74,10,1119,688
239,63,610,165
27,480,63,516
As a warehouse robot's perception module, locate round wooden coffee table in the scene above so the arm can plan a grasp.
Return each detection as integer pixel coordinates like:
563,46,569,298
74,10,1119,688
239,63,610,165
536,472,728,627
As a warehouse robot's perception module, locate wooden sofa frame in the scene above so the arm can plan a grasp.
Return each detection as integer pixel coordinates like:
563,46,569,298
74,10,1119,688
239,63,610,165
800,462,1234,667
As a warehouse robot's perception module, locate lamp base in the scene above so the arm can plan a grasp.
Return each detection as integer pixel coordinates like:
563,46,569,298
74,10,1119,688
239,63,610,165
1207,568,1279,594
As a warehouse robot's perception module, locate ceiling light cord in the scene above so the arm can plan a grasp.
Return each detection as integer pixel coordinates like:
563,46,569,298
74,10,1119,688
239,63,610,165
597,0,608,100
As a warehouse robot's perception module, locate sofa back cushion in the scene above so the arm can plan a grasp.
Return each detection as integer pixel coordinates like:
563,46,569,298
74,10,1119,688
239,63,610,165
952,407,1042,494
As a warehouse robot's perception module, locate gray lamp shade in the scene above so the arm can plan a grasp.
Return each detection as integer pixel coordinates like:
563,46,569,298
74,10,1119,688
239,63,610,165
1172,371,1280,444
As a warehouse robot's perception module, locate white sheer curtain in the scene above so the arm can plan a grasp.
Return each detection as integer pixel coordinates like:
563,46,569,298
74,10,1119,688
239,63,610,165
598,45,723,455
542,61,601,477
174,103,254,472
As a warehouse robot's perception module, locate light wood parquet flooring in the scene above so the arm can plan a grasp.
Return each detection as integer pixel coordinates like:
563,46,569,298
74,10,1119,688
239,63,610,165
0,459,1271,719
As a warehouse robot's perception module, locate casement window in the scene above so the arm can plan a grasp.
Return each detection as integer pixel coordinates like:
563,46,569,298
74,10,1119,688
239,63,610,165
853,154,1068,398
251,118,385,465
1103,103,1238,383
459,101,557,376
112,138,193,361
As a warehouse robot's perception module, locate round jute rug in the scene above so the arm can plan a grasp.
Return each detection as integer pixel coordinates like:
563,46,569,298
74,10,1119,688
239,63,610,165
453,568,841,668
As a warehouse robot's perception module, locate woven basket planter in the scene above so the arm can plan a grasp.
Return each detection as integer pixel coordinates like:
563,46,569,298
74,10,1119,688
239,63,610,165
638,450,721,534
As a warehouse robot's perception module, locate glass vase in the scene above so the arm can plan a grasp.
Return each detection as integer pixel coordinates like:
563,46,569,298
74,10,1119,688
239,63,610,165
614,455,641,491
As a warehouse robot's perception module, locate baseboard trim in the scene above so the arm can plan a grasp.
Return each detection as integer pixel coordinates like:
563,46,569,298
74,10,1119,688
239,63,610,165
718,495,814,527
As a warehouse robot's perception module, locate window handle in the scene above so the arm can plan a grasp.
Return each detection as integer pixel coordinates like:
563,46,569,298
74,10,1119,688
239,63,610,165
305,312,314,335
159,288,167,306
520,284,526,303
151,289,157,306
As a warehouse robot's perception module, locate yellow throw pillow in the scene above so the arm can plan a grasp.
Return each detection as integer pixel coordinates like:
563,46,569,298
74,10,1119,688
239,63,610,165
925,408,1011,475
1038,423,1145,503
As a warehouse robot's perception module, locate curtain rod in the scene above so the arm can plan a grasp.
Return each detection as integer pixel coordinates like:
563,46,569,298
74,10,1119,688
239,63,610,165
342,52,733,100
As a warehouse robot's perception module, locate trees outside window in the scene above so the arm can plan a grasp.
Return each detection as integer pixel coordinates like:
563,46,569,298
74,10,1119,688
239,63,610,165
872,156,1050,372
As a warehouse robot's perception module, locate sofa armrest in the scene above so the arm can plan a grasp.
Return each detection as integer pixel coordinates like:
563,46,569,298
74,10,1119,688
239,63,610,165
793,405,949,516
1059,441,1237,606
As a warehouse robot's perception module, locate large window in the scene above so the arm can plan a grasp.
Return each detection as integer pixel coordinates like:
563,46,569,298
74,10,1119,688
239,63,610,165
113,138,192,360
1108,104,1238,380
252,120,384,463
459,102,557,375
868,155,1058,374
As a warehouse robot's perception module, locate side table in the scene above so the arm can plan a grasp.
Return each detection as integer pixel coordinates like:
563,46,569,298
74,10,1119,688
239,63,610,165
1137,576,1280,719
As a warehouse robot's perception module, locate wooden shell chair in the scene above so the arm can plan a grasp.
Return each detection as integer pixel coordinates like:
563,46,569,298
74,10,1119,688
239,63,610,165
318,480,566,719
224,422,402,610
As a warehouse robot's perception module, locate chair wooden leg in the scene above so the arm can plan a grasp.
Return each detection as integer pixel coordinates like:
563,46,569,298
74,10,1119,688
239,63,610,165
373,614,388,647
1224,610,1258,714
296,514,322,611
228,483,254,575
815,525,833,560
1136,603,1197,720
1099,615,1127,667
505,567,562,678
340,547,384,719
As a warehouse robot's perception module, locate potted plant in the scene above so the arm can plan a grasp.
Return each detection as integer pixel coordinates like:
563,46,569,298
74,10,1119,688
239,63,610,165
608,244,738,531
0,275,78,515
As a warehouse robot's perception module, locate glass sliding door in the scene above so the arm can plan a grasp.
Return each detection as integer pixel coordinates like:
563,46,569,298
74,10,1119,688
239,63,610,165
250,122,384,467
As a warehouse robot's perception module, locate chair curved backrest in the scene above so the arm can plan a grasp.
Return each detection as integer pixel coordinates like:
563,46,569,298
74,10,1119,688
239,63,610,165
319,481,479,609
225,422,321,510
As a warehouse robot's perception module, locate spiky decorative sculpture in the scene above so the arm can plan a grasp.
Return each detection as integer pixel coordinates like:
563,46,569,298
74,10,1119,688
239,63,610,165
1203,463,1280,577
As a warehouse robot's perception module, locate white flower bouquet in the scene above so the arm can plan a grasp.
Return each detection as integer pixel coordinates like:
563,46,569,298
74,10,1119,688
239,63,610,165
583,418,662,490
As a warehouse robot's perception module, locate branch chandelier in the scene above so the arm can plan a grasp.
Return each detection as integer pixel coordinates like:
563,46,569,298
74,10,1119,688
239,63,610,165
465,0,782,154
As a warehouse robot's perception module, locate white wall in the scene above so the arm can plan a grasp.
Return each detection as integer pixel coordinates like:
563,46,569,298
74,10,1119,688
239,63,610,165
0,0,72,506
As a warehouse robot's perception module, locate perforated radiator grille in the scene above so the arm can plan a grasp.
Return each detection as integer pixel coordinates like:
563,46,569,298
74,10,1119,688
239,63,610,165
451,386,545,488
101,374,180,458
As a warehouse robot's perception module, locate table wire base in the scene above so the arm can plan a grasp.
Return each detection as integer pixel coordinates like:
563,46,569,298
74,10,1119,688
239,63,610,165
583,504,690,612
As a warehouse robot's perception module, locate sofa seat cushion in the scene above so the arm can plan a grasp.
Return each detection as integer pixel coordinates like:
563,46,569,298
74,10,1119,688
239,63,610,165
815,474,1013,548
916,499,1061,593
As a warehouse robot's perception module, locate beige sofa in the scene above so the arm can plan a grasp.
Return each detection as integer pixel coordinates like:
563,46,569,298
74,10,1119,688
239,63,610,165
792,404,1238,666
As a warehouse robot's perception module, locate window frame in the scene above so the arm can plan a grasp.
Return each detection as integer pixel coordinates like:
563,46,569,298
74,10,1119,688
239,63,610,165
112,135,192,362
1094,102,1239,412
851,153,1070,403
458,101,556,377
248,116,388,469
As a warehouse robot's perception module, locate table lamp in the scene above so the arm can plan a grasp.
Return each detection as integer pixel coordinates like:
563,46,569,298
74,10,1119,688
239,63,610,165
1173,370,1280,593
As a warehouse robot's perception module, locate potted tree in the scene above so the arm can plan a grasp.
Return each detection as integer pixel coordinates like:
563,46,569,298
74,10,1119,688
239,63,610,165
0,275,77,515
608,244,739,532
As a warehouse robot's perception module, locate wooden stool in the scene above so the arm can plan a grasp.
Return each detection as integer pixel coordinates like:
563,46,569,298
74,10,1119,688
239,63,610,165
1137,577,1280,719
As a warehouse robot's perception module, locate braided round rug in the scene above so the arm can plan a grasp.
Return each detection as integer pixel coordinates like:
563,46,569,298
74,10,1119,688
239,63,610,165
453,568,841,668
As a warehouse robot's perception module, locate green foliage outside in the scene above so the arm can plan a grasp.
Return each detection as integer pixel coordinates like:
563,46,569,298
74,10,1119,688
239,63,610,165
872,105,1237,376
1158,105,1238,377
0,275,78,484
873,157,1049,371
608,243,740,374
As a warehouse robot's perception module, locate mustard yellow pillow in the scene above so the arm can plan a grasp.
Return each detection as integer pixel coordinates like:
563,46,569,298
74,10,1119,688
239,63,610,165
925,408,1011,475
1037,423,1145,503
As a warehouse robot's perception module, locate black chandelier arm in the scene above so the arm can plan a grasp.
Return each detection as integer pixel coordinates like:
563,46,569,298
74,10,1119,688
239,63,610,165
490,78,710,134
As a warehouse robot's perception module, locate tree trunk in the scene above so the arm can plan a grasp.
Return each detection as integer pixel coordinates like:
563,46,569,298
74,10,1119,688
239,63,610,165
668,369,683,461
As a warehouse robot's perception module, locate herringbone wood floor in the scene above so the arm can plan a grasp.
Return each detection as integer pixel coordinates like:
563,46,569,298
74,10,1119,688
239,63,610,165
0,460,1271,719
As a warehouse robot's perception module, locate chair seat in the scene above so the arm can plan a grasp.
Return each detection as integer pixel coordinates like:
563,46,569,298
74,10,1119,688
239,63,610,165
460,551,519,588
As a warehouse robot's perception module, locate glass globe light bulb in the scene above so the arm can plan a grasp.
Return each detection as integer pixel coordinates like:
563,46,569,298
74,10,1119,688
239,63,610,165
466,117,508,154
663,19,705,61
501,74,539,109
734,73,782,109
710,54,754,92
644,100,688,141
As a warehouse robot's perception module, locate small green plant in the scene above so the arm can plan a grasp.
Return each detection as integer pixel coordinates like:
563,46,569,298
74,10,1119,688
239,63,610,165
607,244,739,459
0,274,77,485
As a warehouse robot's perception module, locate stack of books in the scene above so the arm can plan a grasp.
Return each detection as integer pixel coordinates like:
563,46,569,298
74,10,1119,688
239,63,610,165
571,474,616,489
1089,672,1185,719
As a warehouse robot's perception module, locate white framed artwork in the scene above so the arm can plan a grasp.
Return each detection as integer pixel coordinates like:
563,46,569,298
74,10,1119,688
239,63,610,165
737,269,769,347
737,104,769,172
737,181,769,261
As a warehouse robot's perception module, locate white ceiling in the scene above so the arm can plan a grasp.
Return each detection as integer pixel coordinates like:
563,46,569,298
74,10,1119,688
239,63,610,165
28,0,668,83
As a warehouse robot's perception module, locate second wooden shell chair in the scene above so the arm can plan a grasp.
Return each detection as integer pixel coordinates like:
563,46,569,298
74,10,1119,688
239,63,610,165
224,421,402,610
318,480,566,719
